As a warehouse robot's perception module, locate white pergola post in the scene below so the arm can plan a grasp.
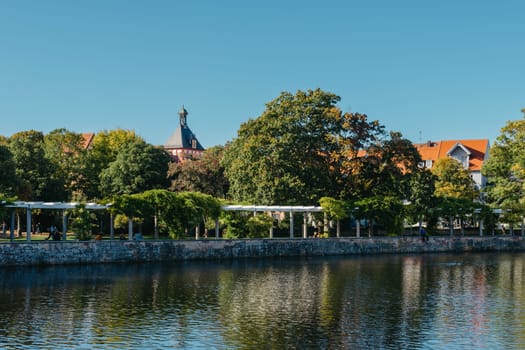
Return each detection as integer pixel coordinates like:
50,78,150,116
303,214,307,238
110,212,115,240
336,220,340,238
479,218,483,237
26,207,31,242
10,209,15,242
195,224,200,240
128,218,133,240
269,212,274,239
6,202,111,241
289,212,294,238
62,211,68,241
153,213,158,240
324,212,329,236
356,219,360,238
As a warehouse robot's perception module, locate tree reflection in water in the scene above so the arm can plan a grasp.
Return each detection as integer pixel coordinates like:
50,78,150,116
0,254,524,349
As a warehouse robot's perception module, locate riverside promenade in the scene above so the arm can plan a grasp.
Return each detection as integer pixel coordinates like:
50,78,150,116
0,235,524,266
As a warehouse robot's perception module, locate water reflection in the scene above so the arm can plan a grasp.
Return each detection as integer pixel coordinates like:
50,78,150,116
0,254,525,349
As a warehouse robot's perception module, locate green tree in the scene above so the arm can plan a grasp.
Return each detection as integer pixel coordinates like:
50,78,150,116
432,157,477,200
127,190,187,239
124,190,222,239
70,204,96,241
168,145,229,198
476,203,498,235
407,170,437,230
111,194,150,239
135,189,172,239
220,211,250,239
173,192,221,238
246,214,273,238
8,130,62,200
319,197,349,237
84,129,144,199
0,145,18,196
44,128,89,200
354,195,404,236
436,197,475,235
90,129,143,170
99,139,171,197
482,116,525,221
352,131,422,200
222,89,384,205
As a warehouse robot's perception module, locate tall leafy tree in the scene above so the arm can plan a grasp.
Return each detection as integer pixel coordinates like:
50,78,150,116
319,197,349,237
407,169,437,229
168,145,229,198
84,129,144,199
326,111,386,200
44,128,89,200
431,157,477,233
0,145,18,196
0,135,8,145
222,89,384,205
432,157,477,200
8,130,62,200
482,114,525,224
99,139,171,197
90,129,143,170
356,131,422,199
333,130,418,235
354,195,405,236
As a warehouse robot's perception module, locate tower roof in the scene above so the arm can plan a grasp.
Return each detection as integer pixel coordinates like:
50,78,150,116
164,106,204,150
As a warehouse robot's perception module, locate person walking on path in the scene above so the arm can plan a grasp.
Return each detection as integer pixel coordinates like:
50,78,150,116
420,227,429,242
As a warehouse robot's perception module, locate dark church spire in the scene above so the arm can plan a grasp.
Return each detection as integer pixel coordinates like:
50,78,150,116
179,105,188,127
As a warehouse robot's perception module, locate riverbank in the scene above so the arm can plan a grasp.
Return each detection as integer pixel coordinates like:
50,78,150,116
1,235,524,266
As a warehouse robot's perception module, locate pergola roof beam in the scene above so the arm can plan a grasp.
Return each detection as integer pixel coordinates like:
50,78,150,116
222,205,324,212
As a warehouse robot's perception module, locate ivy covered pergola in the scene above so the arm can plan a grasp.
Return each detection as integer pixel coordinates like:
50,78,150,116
2,202,335,241
222,205,324,238
4,201,111,242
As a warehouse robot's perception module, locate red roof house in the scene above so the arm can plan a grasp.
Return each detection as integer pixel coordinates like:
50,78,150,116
414,139,490,188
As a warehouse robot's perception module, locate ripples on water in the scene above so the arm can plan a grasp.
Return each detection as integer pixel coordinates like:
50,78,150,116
0,254,525,349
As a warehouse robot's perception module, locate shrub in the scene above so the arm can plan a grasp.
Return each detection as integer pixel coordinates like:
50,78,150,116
246,214,273,238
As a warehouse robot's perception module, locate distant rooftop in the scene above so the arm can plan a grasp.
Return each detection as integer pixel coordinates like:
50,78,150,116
414,139,489,171
164,106,204,150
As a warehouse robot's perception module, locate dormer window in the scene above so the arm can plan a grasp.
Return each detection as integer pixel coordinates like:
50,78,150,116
447,142,471,170
191,138,197,149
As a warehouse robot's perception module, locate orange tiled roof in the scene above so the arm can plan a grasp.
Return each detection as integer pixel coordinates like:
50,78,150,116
81,133,95,150
414,139,489,171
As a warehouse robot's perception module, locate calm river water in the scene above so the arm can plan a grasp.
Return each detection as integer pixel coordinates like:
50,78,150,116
0,253,524,349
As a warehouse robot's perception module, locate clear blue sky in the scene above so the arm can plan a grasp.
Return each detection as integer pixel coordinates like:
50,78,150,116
1,0,523,148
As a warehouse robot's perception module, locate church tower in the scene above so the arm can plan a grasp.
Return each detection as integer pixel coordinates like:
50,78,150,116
164,106,205,162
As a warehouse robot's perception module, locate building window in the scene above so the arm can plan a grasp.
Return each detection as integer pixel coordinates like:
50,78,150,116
460,155,468,168
425,160,433,168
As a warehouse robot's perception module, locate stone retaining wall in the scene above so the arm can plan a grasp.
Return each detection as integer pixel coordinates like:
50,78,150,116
0,236,524,266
